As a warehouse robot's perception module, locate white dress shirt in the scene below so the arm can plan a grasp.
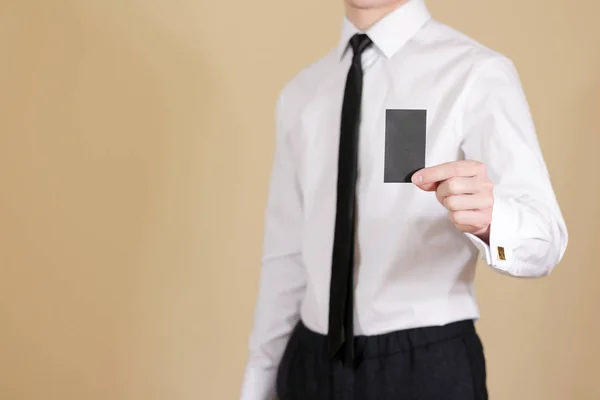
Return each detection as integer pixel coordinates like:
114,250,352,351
240,1,568,398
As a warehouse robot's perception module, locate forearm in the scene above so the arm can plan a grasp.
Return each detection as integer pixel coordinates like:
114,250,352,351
459,57,568,277
241,254,306,400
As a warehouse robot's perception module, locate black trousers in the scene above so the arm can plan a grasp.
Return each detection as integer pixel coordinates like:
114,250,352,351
276,320,487,400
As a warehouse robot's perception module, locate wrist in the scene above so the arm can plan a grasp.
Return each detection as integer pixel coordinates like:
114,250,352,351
474,225,490,244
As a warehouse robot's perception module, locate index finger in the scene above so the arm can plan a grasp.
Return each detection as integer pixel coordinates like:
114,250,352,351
412,160,482,184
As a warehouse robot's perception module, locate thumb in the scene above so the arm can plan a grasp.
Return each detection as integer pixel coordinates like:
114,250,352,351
411,171,438,191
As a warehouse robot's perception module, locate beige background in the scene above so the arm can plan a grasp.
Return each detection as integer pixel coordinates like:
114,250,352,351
1,0,599,399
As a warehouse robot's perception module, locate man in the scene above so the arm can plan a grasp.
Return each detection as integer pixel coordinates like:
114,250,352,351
241,0,568,399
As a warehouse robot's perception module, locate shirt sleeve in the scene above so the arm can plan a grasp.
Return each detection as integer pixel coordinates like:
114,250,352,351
240,88,306,400
458,57,568,277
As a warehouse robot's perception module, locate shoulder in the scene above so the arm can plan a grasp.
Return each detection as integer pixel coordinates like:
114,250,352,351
415,19,517,77
276,48,339,121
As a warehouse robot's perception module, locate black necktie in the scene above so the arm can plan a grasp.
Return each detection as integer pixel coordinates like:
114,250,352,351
328,34,373,363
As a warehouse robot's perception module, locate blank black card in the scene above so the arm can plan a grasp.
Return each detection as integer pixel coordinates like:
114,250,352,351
384,109,427,183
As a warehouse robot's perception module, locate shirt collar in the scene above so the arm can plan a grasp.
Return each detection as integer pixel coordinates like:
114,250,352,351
337,0,432,59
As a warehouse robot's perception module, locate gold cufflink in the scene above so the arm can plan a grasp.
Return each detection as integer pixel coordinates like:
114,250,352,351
497,246,506,261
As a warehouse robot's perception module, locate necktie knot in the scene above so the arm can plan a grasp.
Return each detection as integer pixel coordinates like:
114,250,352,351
349,34,373,58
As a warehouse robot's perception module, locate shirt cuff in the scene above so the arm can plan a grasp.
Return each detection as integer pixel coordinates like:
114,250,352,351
240,365,278,400
464,196,517,273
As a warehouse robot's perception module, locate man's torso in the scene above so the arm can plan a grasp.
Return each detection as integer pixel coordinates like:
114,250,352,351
280,16,506,336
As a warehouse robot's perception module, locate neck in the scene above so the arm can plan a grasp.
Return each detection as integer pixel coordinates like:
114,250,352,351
345,0,409,31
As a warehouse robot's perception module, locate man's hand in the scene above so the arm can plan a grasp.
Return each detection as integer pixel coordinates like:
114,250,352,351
412,160,493,242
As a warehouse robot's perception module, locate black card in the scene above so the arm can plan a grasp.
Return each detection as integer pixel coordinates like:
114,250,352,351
384,109,427,183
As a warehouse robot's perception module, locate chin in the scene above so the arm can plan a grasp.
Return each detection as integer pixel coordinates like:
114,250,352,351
346,0,406,9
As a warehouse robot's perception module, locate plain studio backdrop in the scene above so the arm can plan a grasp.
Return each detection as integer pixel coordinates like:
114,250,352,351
0,0,599,399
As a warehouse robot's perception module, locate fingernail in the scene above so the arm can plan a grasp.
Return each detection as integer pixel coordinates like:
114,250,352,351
413,174,423,184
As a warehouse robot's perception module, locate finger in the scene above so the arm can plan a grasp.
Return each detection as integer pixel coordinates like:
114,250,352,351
440,194,494,211
412,160,485,185
448,209,492,228
414,181,439,192
435,177,480,198
454,224,483,234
